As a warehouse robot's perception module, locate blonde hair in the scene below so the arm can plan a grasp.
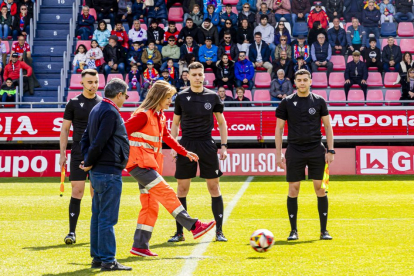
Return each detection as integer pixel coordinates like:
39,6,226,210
133,81,176,115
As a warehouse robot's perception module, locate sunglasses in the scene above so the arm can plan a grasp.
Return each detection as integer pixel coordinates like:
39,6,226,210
226,22,232,24
21,8,27,10
281,39,286,41
239,55,245,57
224,37,231,39
243,6,249,8
169,40,175,42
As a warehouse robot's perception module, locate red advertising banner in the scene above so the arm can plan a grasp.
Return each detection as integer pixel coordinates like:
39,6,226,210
357,146,414,175
0,149,355,177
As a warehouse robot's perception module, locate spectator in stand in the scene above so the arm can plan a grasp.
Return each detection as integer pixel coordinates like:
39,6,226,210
346,18,366,55
291,0,311,24
274,21,291,45
19,0,33,17
179,53,196,74
183,0,203,21
164,59,179,80
72,44,88,73
272,50,294,80
203,0,222,14
0,0,17,17
147,21,165,52
158,68,175,85
256,0,274,11
311,33,333,77
0,78,15,106
0,37,7,79
254,15,275,59
344,0,364,22
217,86,234,106
164,21,180,44
275,35,291,60
274,0,292,26
127,41,143,71
117,0,133,29
147,0,168,26
217,32,239,62
199,36,218,73
178,18,203,45
103,35,126,76
394,52,414,84
344,50,368,98
175,70,191,91
237,0,258,13
141,60,159,98
93,20,111,49
204,4,220,27
237,19,254,56
162,36,180,70
238,3,256,27
3,53,32,93
188,5,204,27
219,20,237,43
307,2,329,29
364,37,382,73
141,40,162,70
128,20,147,48
400,68,414,103
292,35,311,65
0,6,11,40
216,54,235,92
362,1,381,43
220,4,238,29
86,40,104,72
233,86,252,107
326,0,343,21
394,0,414,22
95,0,117,28
235,51,255,90
12,4,30,40
200,18,219,45
76,6,95,40
131,0,145,24
269,69,293,106
379,0,394,23
112,21,130,49
256,3,276,27
382,36,402,72
293,55,311,73
128,63,141,93
327,18,346,55
11,35,31,62
307,21,327,47
180,36,199,60
249,32,273,74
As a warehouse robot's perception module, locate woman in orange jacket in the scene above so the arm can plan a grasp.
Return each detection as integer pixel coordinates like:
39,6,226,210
125,80,216,257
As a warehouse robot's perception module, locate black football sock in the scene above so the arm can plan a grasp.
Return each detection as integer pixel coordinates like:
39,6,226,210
212,196,224,232
287,196,298,231
317,196,328,232
69,197,81,233
176,197,187,234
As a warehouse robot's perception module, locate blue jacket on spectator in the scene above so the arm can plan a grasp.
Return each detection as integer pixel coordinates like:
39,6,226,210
362,7,381,27
147,0,168,19
77,13,95,32
203,0,222,14
346,25,366,46
199,44,218,62
249,42,271,63
236,0,257,12
219,11,238,28
327,26,347,48
235,59,255,81
204,12,220,26
132,1,145,20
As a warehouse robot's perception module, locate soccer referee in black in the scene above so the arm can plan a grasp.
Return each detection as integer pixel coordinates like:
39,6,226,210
60,69,102,244
275,69,335,241
168,62,229,242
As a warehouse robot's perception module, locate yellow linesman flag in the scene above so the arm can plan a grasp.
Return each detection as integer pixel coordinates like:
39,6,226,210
321,163,329,193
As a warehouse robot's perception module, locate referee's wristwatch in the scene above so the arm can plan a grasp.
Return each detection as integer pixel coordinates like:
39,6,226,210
327,149,336,154
221,144,228,149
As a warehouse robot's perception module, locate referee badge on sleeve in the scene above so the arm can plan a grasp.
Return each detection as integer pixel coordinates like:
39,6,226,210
204,103,212,110
309,108,316,115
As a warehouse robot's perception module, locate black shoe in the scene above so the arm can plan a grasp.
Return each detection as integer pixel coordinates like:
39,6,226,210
287,230,298,241
320,230,332,240
64,232,76,244
215,231,228,242
168,232,185,242
101,261,132,271
91,260,102,269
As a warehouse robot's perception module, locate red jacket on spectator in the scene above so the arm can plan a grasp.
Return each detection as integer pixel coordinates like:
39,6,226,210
307,8,329,29
3,60,32,80
0,2,17,16
110,30,129,49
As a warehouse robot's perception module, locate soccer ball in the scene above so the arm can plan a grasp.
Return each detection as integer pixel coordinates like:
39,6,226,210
250,229,275,252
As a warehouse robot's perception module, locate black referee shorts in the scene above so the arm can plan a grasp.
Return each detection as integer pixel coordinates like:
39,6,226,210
175,138,223,179
69,141,88,182
285,143,326,182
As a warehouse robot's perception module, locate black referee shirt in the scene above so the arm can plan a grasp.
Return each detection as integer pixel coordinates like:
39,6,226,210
276,92,329,145
174,88,224,140
63,94,102,142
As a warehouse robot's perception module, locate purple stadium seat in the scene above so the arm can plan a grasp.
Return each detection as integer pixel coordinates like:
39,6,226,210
168,7,184,22
312,90,328,100
253,90,271,106
328,73,344,88
400,39,414,53
107,74,124,82
254,72,271,88
123,91,140,107
328,90,346,106
311,72,328,88
347,90,365,106
385,90,402,106
330,55,346,71
69,74,83,89
384,72,400,87
367,72,383,87
204,73,215,88
398,22,414,37
366,90,384,106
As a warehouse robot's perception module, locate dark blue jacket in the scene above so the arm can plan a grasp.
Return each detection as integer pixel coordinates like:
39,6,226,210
204,12,220,26
131,2,145,19
327,27,347,47
382,44,402,64
344,0,364,15
362,7,381,27
77,14,95,32
248,42,271,63
81,100,129,175
345,60,368,80
219,12,238,28
147,0,168,19
396,0,413,14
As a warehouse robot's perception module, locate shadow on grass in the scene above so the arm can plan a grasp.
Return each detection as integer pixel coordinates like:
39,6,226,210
43,268,101,276
273,239,318,246
23,242,89,251
149,241,199,249
246,256,266,259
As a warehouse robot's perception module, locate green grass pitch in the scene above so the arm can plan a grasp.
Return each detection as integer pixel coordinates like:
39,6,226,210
1,175,413,275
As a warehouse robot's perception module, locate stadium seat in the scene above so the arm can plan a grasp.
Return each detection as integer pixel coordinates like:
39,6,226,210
385,90,402,106
123,23,130,32
380,22,397,37
205,67,213,72
223,0,238,4
141,24,147,30
368,67,378,71
225,90,234,97
328,73,344,88
98,74,105,89
328,22,344,29
312,90,328,100
347,55,363,63
107,74,124,82
347,90,365,106
384,72,400,87
204,73,215,88
173,2,181,6
88,8,97,20
367,72,383,87
292,22,308,36
67,91,82,101
366,90,384,106
345,22,353,30
123,91,140,107
311,72,328,88
400,39,414,53
381,38,398,49
252,90,271,106
244,90,253,101
328,90,346,106
254,72,271,88
76,40,91,51
4,41,10,54
398,22,414,37
330,55,346,71
168,7,183,22
176,23,183,32
69,74,83,89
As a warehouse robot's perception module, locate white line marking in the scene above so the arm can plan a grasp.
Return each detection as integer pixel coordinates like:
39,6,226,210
177,176,254,276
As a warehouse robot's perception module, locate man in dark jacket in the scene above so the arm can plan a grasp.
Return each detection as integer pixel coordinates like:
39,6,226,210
217,32,239,62
291,0,310,23
237,19,254,56
180,35,200,60
255,3,277,27
216,54,235,92
147,21,165,52
345,51,368,98
94,0,117,28
382,36,402,72
326,0,343,21
362,2,381,43
76,6,95,40
364,37,382,72
344,0,364,22
199,18,220,45
272,51,294,81
103,36,127,76
394,0,414,22
80,78,131,272
178,18,203,45
327,18,346,55
249,32,273,74
311,33,333,77
175,70,191,91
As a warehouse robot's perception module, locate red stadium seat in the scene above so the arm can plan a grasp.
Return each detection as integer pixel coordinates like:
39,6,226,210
223,0,238,4
244,90,253,100
367,72,383,87
330,55,346,71
4,41,10,54
123,91,140,107
328,90,346,106
205,67,213,72
381,38,398,49
400,39,414,53
141,24,147,30
385,90,402,106
204,73,215,88
225,90,234,97
366,90,384,106
88,8,97,20
328,73,344,88
317,67,327,71
384,72,400,87
173,2,181,6
176,23,183,32
311,72,328,88
67,91,82,101
368,67,378,71
255,66,267,71
253,90,271,106
398,22,414,37
312,90,328,100
347,90,365,106
76,40,91,51
97,74,105,89
254,72,271,88
168,7,184,22
69,74,83,89
107,74,124,82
